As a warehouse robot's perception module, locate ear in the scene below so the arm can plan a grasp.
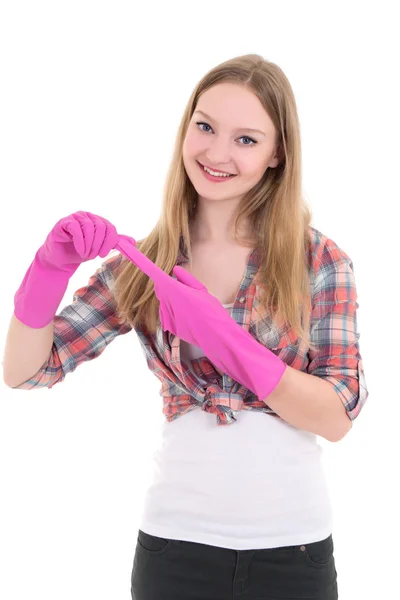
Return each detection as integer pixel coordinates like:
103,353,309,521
172,265,208,291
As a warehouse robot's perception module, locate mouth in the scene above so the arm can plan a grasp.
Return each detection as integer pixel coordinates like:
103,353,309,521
197,161,237,178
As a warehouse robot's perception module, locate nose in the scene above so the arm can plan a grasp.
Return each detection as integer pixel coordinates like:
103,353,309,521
204,136,233,165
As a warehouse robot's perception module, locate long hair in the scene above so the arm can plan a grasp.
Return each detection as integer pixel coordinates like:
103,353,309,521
110,54,317,351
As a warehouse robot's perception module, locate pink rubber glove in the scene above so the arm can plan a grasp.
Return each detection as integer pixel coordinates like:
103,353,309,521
14,211,135,329
115,237,287,401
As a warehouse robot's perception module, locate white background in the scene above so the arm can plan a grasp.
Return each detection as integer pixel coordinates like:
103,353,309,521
0,1,398,598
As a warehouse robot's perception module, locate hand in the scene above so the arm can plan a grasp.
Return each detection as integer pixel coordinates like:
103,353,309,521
38,211,121,275
116,237,231,341
14,211,127,328
115,237,287,400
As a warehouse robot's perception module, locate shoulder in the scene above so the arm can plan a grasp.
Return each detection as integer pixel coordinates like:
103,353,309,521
307,225,354,278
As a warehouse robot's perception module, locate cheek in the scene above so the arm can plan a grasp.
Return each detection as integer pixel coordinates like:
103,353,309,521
183,131,203,157
243,156,270,179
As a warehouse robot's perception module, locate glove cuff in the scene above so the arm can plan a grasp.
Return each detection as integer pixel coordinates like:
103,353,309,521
14,253,73,328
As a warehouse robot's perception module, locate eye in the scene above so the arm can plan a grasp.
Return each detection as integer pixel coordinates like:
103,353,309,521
195,121,257,146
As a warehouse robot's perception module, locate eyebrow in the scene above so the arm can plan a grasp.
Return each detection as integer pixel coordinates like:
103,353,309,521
194,110,266,136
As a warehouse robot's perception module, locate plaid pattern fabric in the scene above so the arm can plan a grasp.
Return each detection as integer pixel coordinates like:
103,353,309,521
12,226,369,427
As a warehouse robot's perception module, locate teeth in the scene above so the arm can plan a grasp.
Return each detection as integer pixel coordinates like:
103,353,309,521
203,165,232,177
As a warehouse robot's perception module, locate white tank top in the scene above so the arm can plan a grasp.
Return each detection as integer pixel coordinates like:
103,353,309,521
138,303,333,550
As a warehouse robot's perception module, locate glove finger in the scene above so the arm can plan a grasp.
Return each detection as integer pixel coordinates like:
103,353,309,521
172,265,207,291
80,212,120,259
82,212,107,259
117,234,137,247
115,237,170,286
62,217,87,257
69,212,97,258
98,223,119,257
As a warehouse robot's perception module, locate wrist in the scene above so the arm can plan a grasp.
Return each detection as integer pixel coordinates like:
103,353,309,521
201,318,287,400
233,325,288,400
14,254,72,328
35,245,79,277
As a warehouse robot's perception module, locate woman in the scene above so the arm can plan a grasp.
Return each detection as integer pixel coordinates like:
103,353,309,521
4,54,368,599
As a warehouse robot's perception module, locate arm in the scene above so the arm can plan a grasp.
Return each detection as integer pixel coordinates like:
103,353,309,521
266,255,368,442
115,237,368,439
3,254,132,390
264,366,352,442
2,315,54,388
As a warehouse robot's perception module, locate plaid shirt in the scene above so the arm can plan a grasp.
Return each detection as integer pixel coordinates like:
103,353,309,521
12,226,369,427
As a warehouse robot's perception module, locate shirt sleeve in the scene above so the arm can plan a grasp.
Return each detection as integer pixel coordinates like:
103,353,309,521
11,252,132,390
307,254,369,421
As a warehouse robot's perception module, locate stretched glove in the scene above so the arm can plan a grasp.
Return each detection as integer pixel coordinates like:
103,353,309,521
115,237,287,401
14,211,134,329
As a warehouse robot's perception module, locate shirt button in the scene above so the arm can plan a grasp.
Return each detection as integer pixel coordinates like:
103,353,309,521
300,545,306,551
206,400,212,407
249,273,254,278
239,297,245,303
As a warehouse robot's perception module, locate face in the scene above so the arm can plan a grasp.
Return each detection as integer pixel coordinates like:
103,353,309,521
182,82,280,205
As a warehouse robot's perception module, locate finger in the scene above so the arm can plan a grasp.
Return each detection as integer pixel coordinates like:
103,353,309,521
98,223,119,257
63,219,86,256
172,265,208,291
117,234,137,247
115,236,170,285
97,222,113,258
84,212,107,259
73,212,96,258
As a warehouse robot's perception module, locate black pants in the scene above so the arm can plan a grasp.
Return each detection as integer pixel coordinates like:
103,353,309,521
131,529,338,599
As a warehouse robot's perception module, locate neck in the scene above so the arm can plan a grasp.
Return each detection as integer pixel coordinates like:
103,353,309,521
190,215,255,246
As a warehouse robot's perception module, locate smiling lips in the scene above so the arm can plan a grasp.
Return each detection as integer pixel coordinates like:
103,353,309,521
197,161,237,177
198,162,236,183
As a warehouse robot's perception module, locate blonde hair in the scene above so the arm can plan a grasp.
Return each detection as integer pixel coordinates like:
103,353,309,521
111,53,317,352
